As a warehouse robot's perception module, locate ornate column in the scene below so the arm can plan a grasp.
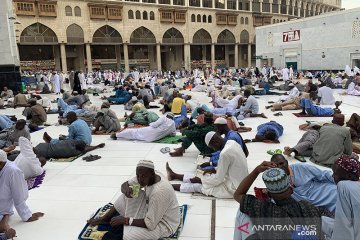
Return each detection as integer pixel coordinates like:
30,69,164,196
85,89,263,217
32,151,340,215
247,43,251,67
269,0,273,13
211,43,215,70
234,44,239,68
184,43,190,70
259,0,263,12
60,43,67,72
249,0,253,12
123,43,129,73
286,0,290,15
85,43,92,72
156,43,161,71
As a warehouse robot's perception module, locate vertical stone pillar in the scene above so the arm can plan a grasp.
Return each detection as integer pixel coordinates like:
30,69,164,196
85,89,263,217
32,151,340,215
85,43,92,72
156,43,161,71
211,44,215,70
123,43,129,73
60,43,67,72
234,44,239,68
247,43,252,67
184,44,190,70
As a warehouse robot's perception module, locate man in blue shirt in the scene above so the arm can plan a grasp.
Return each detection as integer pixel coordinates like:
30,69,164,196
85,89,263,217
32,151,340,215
245,121,284,143
43,111,92,145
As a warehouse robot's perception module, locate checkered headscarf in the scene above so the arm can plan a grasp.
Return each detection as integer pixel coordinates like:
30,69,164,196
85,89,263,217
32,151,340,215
336,155,360,175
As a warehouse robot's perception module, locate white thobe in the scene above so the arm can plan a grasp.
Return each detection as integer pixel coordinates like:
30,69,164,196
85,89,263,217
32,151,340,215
116,116,176,142
279,86,300,101
318,86,335,105
261,67,267,76
53,74,60,93
201,140,249,198
0,161,32,221
79,73,86,89
14,137,43,179
282,68,290,81
345,65,353,76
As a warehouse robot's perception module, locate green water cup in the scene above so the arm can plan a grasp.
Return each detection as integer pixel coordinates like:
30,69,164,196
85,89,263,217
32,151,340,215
132,184,141,198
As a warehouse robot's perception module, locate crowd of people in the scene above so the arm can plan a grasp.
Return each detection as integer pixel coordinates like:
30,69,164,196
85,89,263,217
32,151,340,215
0,64,359,240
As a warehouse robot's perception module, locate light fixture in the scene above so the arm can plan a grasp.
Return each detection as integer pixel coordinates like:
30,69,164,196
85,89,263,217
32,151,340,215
8,17,16,20
14,21,21,24
321,52,325,58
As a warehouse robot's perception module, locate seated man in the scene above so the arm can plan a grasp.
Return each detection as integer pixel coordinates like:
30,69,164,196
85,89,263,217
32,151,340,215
93,102,121,134
0,116,14,131
347,113,360,152
13,92,28,108
170,113,215,157
107,87,132,104
34,140,105,160
271,154,337,212
113,113,176,142
0,87,13,101
171,93,185,115
14,137,45,179
23,99,47,127
233,162,333,240
322,156,360,240
235,89,267,120
43,111,92,145
311,114,353,167
87,160,180,240
317,85,335,105
0,150,44,239
298,98,341,116
284,128,320,162
246,121,284,143
0,119,30,149
166,132,248,198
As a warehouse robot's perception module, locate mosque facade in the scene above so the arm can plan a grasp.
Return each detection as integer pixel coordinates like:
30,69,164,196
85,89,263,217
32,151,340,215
12,0,341,72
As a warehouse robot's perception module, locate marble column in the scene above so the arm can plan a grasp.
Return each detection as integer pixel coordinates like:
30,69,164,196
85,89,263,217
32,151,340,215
85,43,92,72
247,43,251,67
123,43,129,73
60,43,67,72
184,44,190,70
156,43,161,71
234,44,239,68
211,44,215,70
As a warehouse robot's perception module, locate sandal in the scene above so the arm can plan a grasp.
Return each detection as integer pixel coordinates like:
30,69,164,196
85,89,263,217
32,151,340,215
268,101,275,104
294,155,306,162
160,147,170,154
83,155,101,162
267,149,283,155
274,112,283,116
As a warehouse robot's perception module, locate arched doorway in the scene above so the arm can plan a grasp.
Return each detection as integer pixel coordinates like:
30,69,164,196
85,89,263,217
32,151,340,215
19,22,59,70
162,28,184,70
216,29,236,67
92,25,123,70
129,27,156,70
239,30,250,67
191,29,212,69
66,24,85,71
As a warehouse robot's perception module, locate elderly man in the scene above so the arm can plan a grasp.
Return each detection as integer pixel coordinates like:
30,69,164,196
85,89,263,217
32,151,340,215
322,156,360,240
0,150,44,239
166,131,248,198
93,102,121,134
0,119,30,149
311,114,353,167
23,99,47,127
43,111,92,145
0,87,13,101
87,160,180,240
113,113,176,142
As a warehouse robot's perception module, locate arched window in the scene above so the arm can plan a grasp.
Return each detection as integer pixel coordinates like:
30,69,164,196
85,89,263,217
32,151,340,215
150,11,155,20
245,17,249,25
136,10,141,19
65,6,72,16
208,15,212,23
143,11,148,20
240,17,244,24
197,14,201,22
191,14,195,22
128,10,134,19
74,6,81,16
202,15,207,23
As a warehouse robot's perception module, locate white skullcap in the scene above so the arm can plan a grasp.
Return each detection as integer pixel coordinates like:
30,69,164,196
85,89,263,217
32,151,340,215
129,90,133,94
131,96,137,101
205,131,216,146
137,160,155,170
214,118,227,125
0,150,7,162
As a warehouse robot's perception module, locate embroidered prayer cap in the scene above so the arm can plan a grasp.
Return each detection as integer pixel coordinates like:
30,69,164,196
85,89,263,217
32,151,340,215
262,168,290,194
0,150,7,162
336,155,360,176
137,160,155,170
205,131,216,146
214,118,227,125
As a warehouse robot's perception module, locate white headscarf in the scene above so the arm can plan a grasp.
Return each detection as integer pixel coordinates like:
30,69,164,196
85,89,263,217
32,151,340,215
14,137,43,179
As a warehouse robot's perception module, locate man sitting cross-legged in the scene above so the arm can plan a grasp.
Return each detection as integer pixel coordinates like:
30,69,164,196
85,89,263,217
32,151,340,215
166,131,248,198
0,150,44,240
87,160,180,240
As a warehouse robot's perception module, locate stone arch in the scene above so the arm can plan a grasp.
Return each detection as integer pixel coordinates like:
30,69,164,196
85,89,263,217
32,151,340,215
92,25,122,44
240,29,249,44
217,29,235,44
20,22,58,44
66,24,84,44
192,29,212,44
162,27,184,44
130,27,156,44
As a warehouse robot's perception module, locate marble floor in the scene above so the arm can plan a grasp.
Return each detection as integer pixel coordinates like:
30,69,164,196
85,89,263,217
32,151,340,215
4,84,360,240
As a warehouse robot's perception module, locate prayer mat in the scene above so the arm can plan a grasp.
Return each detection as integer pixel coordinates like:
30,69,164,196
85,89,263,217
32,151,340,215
27,171,46,190
79,203,188,240
292,113,332,118
49,154,84,162
154,135,183,144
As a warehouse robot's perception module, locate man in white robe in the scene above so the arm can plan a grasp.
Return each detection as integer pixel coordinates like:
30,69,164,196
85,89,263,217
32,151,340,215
317,85,335,105
53,71,61,94
282,67,290,81
166,132,249,198
279,85,300,102
0,150,44,238
113,114,176,142
79,70,86,90
14,137,45,179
